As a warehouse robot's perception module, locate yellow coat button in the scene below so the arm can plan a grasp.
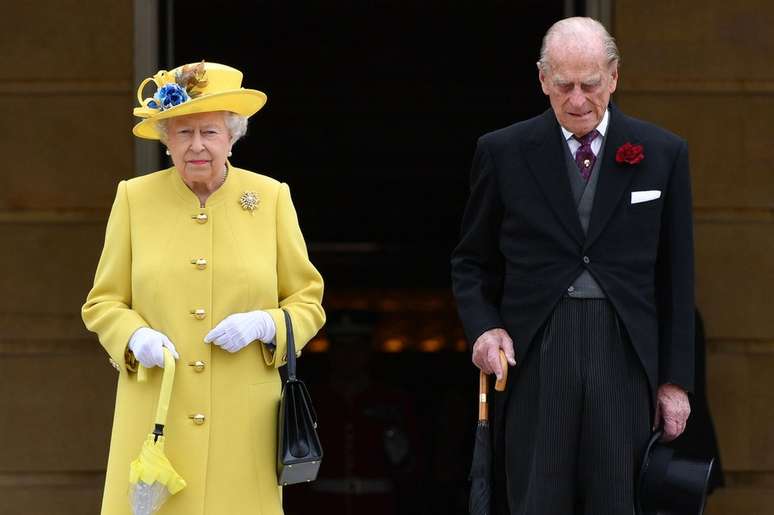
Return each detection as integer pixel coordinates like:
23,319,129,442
192,213,208,224
191,258,208,270
191,309,207,320
189,414,206,425
189,360,206,372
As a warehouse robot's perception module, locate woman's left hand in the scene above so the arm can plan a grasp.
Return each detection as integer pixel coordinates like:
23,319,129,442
204,311,277,353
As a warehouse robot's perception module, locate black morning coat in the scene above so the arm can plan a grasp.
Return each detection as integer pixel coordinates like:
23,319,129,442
451,103,695,399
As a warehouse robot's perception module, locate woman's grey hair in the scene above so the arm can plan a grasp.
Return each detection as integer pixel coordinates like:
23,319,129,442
156,111,248,145
223,112,248,144
537,17,620,72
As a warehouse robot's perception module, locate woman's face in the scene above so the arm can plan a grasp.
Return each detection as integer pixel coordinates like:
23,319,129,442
165,111,231,185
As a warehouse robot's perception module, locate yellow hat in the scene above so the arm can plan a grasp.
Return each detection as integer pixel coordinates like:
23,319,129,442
132,61,267,140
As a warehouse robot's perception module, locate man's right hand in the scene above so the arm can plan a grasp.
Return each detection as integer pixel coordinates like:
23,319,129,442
472,328,517,380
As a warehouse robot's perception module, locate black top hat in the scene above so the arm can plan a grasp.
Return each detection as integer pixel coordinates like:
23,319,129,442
637,431,715,515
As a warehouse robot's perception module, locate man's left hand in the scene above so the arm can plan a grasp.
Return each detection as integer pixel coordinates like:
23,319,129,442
654,383,691,442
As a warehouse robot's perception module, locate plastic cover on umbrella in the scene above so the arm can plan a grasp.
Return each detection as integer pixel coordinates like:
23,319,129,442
129,348,186,514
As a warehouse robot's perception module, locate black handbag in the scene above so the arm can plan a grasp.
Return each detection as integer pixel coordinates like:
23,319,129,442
277,309,323,486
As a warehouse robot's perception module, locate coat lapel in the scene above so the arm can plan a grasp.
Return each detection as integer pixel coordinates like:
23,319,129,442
584,106,637,250
524,110,585,246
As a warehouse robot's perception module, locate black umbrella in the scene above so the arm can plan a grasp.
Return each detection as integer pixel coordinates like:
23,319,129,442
470,352,509,515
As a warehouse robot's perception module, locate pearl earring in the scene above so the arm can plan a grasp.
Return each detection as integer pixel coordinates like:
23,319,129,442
228,151,233,157
165,149,171,156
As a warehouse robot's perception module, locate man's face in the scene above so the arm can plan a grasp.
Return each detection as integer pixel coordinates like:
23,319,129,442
538,46,618,137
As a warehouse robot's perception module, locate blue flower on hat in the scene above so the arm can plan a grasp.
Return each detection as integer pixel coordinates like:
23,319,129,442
153,83,190,111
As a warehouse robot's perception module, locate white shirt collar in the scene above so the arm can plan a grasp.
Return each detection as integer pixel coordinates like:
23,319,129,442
560,108,610,141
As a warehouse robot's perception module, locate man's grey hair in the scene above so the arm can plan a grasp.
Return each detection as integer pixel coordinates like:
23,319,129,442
156,111,248,145
537,17,620,73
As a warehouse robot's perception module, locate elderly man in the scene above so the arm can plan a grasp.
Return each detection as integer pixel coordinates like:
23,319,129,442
451,17,693,515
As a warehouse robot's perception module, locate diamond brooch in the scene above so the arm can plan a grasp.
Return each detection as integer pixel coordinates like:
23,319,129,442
239,191,260,214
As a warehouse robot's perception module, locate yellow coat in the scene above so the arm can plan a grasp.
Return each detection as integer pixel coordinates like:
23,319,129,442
82,165,325,515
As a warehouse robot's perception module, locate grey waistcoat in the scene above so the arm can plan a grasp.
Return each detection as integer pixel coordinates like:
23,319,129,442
564,136,607,299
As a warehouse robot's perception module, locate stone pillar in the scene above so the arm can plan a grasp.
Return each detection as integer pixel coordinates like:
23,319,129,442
0,1,135,513
614,2,774,513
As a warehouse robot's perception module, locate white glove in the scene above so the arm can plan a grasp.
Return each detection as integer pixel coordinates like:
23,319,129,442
204,311,276,353
128,327,180,368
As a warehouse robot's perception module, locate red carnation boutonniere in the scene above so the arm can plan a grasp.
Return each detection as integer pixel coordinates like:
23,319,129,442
615,142,645,166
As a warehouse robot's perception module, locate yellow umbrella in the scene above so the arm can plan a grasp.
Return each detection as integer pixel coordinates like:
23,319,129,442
128,348,186,514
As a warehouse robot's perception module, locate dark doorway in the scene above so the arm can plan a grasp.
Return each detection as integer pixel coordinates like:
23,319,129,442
170,2,566,513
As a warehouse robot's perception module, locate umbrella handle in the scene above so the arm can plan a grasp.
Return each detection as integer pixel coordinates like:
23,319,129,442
494,350,509,392
478,351,510,422
155,348,176,427
478,371,489,422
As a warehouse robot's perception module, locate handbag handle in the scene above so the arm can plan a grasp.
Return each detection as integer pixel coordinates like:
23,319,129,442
281,309,319,426
283,309,297,381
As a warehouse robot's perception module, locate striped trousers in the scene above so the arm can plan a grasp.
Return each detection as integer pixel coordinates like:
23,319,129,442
503,298,651,515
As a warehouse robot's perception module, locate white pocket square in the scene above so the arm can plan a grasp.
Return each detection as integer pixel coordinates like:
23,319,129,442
631,190,661,204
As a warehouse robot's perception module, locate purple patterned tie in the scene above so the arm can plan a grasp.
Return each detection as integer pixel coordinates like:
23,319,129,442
573,130,599,180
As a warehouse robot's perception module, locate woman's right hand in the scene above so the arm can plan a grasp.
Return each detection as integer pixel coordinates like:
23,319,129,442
128,327,180,368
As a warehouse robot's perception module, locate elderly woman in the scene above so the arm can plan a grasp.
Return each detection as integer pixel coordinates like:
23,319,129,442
82,61,325,515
